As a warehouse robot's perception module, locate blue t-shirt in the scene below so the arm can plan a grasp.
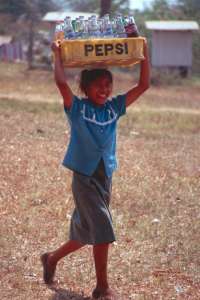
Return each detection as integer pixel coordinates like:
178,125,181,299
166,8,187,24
62,94,126,177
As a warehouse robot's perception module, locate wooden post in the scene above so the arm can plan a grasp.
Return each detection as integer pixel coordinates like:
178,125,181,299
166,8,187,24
27,18,35,69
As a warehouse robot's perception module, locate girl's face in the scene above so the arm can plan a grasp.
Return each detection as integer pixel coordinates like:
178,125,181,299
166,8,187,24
86,76,113,105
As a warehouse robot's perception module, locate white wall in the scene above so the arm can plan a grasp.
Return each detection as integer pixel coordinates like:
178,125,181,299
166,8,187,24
152,31,193,67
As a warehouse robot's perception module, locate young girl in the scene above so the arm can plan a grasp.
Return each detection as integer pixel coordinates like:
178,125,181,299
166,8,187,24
41,39,150,300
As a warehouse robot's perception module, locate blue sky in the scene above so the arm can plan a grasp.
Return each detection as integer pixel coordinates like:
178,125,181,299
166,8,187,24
130,0,176,10
129,0,154,10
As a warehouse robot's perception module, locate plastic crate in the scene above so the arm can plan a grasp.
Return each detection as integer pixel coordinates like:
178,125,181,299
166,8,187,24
60,37,145,68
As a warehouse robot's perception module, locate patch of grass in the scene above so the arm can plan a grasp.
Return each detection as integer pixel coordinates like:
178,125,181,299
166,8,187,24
119,109,200,135
1,98,200,136
150,68,200,87
0,97,61,114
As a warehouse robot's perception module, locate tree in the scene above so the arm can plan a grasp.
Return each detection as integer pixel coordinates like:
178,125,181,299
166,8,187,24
24,0,57,69
176,0,200,20
0,0,27,18
60,0,99,13
100,0,129,16
142,0,176,20
100,0,112,17
65,0,129,16
110,0,129,15
0,0,57,69
175,0,200,73
0,0,57,19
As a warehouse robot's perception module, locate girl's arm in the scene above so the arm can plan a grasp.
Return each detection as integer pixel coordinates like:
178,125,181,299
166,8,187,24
51,41,73,109
126,40,150,107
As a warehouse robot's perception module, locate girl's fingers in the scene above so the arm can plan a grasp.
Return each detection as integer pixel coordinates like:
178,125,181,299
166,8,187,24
143,39,148,49
51,40,61,52
143,40,148,56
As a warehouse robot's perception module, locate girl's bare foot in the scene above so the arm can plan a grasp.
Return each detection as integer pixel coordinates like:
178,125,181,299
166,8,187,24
40,252,57,284
92,287,117,300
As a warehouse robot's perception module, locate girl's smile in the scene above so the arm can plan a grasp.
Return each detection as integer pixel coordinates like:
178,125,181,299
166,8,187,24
87,76,113,105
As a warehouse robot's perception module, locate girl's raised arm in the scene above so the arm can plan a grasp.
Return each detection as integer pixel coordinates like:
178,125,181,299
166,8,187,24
51,41,73,109
126,40,150,107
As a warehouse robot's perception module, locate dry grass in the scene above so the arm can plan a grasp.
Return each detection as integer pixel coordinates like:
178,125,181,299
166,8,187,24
0,62,200,299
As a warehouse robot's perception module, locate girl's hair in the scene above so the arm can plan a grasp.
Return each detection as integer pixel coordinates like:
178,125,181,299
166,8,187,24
80,68,113,95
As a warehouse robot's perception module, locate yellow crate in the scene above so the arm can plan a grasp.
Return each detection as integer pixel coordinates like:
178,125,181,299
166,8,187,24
60,37,145,68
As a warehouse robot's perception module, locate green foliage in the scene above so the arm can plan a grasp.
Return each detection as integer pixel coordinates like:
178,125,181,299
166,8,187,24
110,0,129,15
65,0,129,15
62,0,100,13
176,0,200,21
0,0,57,19
135,0,176,21
174,0,200,73
0,0,27,18
37,0,58,15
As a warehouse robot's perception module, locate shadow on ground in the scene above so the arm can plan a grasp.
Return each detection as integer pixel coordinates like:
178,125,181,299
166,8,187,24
49,287,91,300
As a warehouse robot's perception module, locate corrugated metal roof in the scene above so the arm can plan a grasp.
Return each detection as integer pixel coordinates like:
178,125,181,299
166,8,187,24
145,21,199,31
43,11,98,22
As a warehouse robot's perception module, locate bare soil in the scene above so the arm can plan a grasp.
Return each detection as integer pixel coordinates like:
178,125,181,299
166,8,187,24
0,62,200,299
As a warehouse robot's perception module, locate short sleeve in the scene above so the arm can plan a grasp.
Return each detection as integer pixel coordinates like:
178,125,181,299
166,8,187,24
110,94,126,118
64,95,82,124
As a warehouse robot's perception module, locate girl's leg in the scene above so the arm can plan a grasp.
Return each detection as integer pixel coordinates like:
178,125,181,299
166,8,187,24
93,243,109,289
48,240,84,265
41,240,84,284
92,243,116,299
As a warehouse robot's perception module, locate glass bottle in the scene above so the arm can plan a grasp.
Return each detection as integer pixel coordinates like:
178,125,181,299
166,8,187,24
124,15,139,38
115,15,126,38
88,15,101,38
54,22,64,40
63,16,75,39
102,14,114,38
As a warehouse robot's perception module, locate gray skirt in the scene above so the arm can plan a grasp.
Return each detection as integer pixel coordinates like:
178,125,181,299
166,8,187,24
69,159,116,245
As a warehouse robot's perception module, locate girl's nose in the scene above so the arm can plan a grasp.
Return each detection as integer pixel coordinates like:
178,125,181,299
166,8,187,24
99,85,107,92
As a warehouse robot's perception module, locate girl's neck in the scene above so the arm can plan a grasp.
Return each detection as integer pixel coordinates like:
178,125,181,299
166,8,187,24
85,97,107,107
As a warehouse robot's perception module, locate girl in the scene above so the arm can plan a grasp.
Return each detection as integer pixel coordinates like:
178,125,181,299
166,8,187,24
41,39,150,300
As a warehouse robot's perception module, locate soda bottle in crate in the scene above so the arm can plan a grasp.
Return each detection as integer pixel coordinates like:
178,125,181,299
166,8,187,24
102,14,114,38
63,16,76,39
98,18,104,37
88,15,101,38
83,19,90,39
124,15,139,37
72,19,76,31
56,13,141,41
54,22,64,40
115,14,126,38
73,16,85,39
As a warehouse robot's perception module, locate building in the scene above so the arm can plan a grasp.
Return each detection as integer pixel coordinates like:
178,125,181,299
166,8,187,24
0,35,26,62
145,21,199,76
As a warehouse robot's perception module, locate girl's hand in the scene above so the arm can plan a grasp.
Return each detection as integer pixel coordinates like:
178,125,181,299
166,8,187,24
51,40,61,55
143,39,149,60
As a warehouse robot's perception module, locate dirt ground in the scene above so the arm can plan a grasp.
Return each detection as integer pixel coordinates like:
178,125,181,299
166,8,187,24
0,62,200,299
